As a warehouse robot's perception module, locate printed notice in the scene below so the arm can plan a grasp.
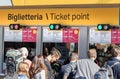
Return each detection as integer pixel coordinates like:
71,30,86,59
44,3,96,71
89,27,111,44
43,27,62,42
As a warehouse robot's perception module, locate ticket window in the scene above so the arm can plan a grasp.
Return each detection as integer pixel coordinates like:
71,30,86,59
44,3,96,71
4,26,37,61
42,26,79,64
89,27,112,67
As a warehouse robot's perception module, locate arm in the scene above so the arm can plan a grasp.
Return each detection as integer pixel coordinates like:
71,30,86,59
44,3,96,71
62,65,72,79
63,75,68,79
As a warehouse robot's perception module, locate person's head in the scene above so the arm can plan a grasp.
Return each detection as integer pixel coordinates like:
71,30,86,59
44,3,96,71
30,55,47,78
17,62,29,78
88,48,97,60
69,52,78,62
31,55,46,71
19,47,28,58
47,47,61,63
110,45,120,59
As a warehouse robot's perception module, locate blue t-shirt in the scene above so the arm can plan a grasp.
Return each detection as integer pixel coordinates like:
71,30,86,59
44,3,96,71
107,58,120,79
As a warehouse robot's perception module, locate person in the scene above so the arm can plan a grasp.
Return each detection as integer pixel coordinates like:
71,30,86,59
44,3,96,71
106,45,120,79
19,47,32,71
17,62,30,79
43,45,49,58
29,55,48,79
75,48,100,79
44,47,61,79
62,52,78,79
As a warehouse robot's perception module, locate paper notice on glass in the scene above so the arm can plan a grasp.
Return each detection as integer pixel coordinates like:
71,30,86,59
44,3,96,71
4,27,22,42
89,27,111,44
13,30,22,42
100,31,111,43
43,27,62,42
89,27,100,43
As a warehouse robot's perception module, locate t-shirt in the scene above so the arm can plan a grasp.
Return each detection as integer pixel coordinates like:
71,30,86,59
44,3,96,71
18,74,28,79
34,70,46,79
75,59,100,79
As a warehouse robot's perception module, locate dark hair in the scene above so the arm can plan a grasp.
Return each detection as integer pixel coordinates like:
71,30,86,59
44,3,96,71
110,46,120,57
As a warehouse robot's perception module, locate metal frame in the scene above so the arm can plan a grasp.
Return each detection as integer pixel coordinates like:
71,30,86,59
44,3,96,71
0,26,4,73
36,26,43,55
78,26,89,59
0,4,120,9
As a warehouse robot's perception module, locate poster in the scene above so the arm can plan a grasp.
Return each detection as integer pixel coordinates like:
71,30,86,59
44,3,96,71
22,28,37,42
111,29,120,44
63,28,79,43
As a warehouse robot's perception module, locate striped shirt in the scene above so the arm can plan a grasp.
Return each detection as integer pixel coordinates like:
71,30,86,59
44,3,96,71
61,61,77,78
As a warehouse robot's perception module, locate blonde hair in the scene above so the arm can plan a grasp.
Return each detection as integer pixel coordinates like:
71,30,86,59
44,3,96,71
19,47,28,57
88,49,97,58
113,45,120,54
51,47,61,58
30,55,48,79
70,52,78,61
17,62,30,79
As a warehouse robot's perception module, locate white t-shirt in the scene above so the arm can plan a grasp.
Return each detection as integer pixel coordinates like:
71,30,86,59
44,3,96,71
34,70,45,79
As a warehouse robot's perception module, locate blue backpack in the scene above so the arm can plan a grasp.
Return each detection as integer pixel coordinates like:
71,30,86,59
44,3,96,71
94,67,109,79
94,64,113,79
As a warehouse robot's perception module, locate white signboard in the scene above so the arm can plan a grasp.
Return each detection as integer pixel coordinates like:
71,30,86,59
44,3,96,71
4,27,22,42
0,0,12,6
43,27,62,42
89,27,111,44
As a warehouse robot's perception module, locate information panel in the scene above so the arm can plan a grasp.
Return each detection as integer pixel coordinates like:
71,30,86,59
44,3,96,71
63,28,79,43
111,29,120,44
4,27,37,42
89,27,111,44
43,27,79,43
4,27,22,42
22,28,37,42
43,27,63,42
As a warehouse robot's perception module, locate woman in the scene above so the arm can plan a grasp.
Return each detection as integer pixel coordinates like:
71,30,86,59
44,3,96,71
29,55,48,79
17,62,30,79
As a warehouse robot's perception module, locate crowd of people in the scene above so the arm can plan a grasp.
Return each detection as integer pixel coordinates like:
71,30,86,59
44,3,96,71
4,44,120,79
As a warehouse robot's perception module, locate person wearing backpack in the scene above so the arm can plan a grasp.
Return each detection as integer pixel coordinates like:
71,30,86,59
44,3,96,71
94,60,114,79
75,48,100,79
106,45,120,79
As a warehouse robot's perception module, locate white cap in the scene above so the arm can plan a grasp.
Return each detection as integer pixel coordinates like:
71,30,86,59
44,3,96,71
20,47,28,58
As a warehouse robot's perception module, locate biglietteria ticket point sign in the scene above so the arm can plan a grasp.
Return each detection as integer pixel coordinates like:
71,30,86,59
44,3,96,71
0,8,119,25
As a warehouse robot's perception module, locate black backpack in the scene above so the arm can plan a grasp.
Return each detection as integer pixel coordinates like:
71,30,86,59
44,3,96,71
6,57,16,75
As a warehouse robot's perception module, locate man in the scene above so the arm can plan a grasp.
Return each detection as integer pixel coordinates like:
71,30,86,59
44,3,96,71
44,47,61,79
62,52,78,79
75,48,100,79
106,45,120,79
